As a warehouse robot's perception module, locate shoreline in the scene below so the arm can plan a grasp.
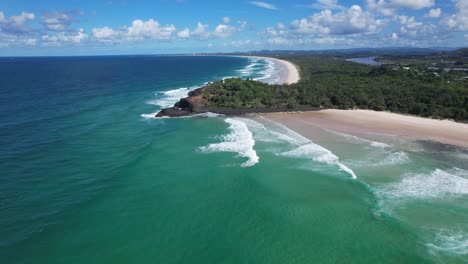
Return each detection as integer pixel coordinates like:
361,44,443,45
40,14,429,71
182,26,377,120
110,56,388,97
260,109,468,149
238,55,300,85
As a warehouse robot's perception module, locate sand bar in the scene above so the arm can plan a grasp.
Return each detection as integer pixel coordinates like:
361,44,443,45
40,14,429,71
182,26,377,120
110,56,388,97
262,109,468,148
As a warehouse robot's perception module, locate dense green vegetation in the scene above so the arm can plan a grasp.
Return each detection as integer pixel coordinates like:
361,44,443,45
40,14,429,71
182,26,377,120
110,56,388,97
200,50,468,121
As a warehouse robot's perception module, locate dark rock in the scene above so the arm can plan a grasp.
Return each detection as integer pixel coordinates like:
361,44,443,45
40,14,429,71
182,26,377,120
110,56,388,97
155,107,191,117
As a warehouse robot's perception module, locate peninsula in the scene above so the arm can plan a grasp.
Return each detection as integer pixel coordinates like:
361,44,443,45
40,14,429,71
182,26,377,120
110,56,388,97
157,49,468,147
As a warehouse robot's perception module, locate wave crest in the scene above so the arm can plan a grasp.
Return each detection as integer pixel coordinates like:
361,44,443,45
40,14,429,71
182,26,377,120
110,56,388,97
199,118,259,167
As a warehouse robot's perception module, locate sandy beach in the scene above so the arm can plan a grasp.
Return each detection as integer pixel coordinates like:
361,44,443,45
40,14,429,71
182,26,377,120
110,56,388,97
266,57,300,85
244,56,300,85
262,109,468,148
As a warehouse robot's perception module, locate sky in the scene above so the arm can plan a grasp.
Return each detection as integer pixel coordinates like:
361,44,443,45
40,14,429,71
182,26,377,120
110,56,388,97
0,0,467,55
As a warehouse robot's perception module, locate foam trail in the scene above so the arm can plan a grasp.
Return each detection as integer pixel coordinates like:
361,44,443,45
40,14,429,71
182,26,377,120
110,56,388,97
427,229,468,255
141,111,162,119
199,118,259,167
244,117,357,179
325,129,390,149
282,143,357,179
253,59,280,84
380,168,468,199
378,151,410,166
148,87,193,108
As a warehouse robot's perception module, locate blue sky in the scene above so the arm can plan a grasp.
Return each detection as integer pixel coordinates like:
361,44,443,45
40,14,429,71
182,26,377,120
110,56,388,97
0,0,466,55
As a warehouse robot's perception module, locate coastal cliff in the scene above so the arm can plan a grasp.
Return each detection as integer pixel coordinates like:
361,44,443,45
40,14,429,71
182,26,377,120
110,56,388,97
156,87,206,117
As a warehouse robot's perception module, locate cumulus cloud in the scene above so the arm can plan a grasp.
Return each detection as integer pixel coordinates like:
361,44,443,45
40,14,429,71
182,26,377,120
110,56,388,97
266,23,287,36
367,0,435,16
177,28,190,38
173,21,243,39
126,19,175,40
41,28,87,45
426,8,441,18
227,39,258,47
91,19,176,42
442,0,468,31
0,11,35,34
92,26,118,41
267,37,292,45
291,5,383,35
394,15,441,42
223,17,231,23
191,22,210,38
249,1,279,10
40,11,74,31
213,24,236,38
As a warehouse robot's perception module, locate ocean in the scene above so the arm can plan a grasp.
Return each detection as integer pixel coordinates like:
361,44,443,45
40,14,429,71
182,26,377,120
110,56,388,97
0,55,467,263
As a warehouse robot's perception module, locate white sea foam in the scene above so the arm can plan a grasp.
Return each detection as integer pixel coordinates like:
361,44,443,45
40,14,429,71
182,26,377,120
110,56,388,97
140,111,162,119
192,112,225,118
282,143,357,179
239,118,300,144
427,229,468,255
244,117,357,179
148,87,192,108
380,168,468,200
199,118,259,167
254,59,280,84
327,130,391,149
380,151,410,165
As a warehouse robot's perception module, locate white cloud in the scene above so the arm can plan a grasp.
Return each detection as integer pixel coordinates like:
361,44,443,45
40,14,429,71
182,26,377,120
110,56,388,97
237,20,247,29
442,0,468,31
291,5,383,35
266,23,287,36
396,16,440,41
126,19,175,40
249,1,279,10
40,11,74,31
367,0,434,16
391,32,398,39
426,8,441,18
229,40,257,47
223,17,231,23
0,11,35,33
213,24,236,38
191,22,210,38
42,28,87,45
90,19,176,43
177,28,190,38
303,0,343,10
267,37,292,45
92,26,118,41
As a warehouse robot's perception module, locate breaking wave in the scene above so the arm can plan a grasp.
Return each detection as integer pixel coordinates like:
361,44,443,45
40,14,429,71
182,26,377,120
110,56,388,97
199,118,259,167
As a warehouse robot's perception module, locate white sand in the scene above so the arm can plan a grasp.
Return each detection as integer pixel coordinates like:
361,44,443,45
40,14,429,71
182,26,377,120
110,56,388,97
262,109,468,148
266,57,300,84
243,56,300,84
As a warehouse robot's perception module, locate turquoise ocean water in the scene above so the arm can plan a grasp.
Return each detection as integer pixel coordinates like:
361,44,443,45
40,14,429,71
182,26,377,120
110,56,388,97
0,55,467,263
